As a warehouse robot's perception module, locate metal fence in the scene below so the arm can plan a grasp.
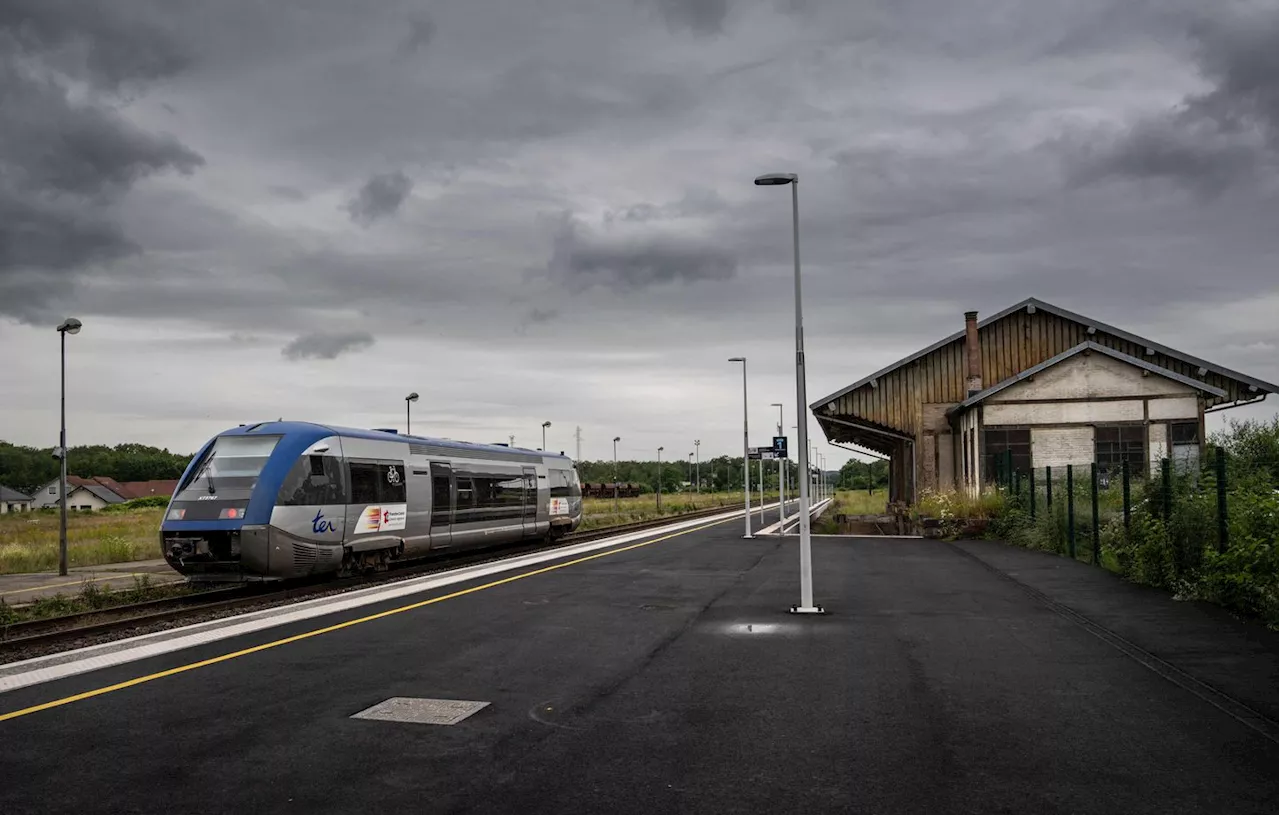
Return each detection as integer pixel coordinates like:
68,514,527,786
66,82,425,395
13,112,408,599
990,446,1233,568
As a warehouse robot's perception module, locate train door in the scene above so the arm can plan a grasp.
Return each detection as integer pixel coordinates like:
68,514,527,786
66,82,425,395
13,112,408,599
430,462,454,548
521,467,537,537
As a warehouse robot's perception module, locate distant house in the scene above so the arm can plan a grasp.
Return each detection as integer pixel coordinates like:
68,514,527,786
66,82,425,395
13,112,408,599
1,485,33,514
29,476,180,511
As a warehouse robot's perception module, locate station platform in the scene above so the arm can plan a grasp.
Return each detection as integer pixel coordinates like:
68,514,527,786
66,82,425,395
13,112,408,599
0,514,1274,814
0,559,181,605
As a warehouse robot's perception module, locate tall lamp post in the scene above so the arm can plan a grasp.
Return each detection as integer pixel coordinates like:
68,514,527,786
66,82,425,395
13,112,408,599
405,392,419,435
694,439,701,493
755,171,822,613
613,436,621,514
687,453,693,491
56,317,82,577
541,421,551,451
656,446,664,511
728,357,751,538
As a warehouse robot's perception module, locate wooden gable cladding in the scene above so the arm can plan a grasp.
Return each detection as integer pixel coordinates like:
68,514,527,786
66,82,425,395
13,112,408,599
824,307,1256,435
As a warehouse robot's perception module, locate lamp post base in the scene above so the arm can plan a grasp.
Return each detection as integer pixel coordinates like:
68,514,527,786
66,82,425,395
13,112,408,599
742,534,754,540
788,605,826,614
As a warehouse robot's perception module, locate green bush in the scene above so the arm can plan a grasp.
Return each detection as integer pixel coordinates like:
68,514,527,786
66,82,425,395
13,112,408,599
987,416,1278,629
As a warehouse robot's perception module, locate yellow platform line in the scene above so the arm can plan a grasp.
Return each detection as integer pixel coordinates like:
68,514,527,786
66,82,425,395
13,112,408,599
0,516,729,723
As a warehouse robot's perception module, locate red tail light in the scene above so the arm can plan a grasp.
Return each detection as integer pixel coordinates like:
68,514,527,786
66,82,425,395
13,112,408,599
219,507,245,519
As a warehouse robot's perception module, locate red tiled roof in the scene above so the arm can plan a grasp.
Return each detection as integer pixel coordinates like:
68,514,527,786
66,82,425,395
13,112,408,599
61,477,179,500
116,480,180,499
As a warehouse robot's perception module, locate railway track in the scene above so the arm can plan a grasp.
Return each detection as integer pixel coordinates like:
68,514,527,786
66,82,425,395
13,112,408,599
0,503,746,657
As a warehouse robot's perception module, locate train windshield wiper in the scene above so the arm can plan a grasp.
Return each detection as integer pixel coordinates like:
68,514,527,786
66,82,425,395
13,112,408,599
193,453,217,495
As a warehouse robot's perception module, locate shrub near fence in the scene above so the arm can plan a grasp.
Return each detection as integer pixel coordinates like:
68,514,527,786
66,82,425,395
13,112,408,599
985,417,1278,629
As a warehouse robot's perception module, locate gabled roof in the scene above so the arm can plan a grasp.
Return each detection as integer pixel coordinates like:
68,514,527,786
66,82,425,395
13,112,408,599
812,297,1278,410
0,485,32,502
946,341,1228,418
67,483,125,504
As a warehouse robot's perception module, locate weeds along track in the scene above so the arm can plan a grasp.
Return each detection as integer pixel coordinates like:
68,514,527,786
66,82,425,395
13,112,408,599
0,504,740,662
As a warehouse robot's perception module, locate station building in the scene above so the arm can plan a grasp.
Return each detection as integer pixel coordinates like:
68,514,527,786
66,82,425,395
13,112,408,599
810,298,1277,504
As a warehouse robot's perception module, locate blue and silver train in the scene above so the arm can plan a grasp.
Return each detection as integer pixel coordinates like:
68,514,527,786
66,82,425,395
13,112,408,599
160,421,583,581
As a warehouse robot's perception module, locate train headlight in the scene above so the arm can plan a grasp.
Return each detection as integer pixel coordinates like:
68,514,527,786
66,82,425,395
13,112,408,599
219,507,246,519
167,508,186,520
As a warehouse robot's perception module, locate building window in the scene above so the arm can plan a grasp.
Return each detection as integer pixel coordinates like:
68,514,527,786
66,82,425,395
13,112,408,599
49,486,56,494
1170,422,1199,445
1095,425,1145,477
982,427,1031,482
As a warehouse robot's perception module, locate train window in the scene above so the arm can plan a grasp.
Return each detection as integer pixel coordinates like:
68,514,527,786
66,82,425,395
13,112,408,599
349,463,380,504
349,461,406,504
549,469,574,498
277,455,347,506
380,463,406,504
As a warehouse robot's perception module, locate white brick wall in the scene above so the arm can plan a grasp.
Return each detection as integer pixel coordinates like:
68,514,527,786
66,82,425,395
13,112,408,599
1031,427,1095,469
1004,352,1193,400
1147,396,1198,420
985,400,1144,425
1148,422,1168,476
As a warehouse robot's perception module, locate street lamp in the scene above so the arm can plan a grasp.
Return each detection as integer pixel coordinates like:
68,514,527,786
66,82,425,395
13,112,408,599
771,403,786,527
694,439,701,494
755,171,822,613
509,434,515,447
656,446,664,511
56,317,82,577
613,436,621,514
405,392,419,435
541,421,551,451
728,357,751,539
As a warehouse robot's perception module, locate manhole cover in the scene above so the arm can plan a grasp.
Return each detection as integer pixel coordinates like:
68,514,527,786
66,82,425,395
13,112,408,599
351,697,490,726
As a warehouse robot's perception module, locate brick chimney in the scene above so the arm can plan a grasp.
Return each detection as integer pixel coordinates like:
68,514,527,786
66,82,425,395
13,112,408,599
965,310,983,397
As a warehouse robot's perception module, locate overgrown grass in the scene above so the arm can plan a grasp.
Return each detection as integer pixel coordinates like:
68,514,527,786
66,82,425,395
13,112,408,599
578,491,771,530
835,488,890,516
0,574,201,625
0,508,163,574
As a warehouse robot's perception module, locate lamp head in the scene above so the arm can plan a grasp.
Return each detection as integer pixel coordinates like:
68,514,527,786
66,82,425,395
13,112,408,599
728,356,745,363
542,421,552,428
406,392,419,402
754,173,797,186
57,318,82,335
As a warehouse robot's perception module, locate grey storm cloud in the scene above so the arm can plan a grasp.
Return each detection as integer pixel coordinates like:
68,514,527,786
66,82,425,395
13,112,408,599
0,0,1274,461
1062,4,1277,195
344,171,414,226
397,14,436,57
647,0,730,36
548,217,737,289
0,0,204,320
281,331,376,361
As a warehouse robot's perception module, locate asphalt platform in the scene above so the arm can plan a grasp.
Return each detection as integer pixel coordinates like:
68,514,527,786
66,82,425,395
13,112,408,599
0,518,1274,814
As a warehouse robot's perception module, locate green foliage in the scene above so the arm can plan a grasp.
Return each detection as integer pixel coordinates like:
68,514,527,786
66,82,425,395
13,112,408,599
101,495,172,513
575,455,802,494
837,458,889,491
0,440,193,495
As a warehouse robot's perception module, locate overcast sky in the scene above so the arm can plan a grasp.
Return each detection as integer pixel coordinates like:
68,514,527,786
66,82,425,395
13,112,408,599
2,0,1276,468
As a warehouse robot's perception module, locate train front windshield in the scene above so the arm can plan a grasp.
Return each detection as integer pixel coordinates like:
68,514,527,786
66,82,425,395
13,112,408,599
167,435,281,520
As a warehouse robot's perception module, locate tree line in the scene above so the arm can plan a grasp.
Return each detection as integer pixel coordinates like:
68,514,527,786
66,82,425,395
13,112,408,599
575,456,833,494
0,441,194,495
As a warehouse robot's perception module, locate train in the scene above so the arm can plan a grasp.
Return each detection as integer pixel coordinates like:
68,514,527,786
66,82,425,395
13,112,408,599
159,421,583,582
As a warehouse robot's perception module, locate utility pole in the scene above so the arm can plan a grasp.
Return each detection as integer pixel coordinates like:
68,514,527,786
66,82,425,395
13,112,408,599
694,439,701,493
